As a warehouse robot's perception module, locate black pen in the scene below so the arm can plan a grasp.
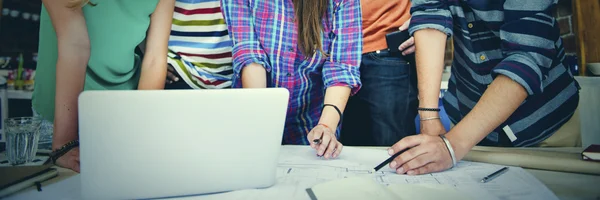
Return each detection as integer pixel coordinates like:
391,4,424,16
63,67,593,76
372,148,410,172
481,167,509,183
313,138,322,145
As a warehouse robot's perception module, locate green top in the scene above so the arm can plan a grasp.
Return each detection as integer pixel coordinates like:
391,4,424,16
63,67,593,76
32,0,159,122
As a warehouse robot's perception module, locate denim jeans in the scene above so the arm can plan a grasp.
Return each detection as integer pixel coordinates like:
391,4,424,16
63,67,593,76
341,49,418,146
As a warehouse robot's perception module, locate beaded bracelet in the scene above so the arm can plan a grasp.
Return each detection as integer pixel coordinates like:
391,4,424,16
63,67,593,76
49,140,79,165
418,107,441,112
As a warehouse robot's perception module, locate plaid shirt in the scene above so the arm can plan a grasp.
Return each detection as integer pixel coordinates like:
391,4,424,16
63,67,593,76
409,0,580,147
222,0,362,144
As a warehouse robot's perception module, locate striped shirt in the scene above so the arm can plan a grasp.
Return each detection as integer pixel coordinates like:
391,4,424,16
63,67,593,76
409,0,580,147
167,0,233,89
222,0,362,144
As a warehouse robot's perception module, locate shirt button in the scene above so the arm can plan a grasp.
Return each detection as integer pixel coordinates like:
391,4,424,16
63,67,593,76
286,73,292,77
480,55,486,61
468,23,474,28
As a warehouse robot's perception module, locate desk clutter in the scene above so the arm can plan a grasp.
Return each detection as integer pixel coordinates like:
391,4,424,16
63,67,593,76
6,146,559,200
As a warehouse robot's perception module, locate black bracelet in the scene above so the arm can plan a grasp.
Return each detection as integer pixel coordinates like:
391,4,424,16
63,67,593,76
323,104,343,121
417,107,441,112
49,140,79,165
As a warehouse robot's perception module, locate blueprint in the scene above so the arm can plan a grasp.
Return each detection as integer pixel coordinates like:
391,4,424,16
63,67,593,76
7,146,559,200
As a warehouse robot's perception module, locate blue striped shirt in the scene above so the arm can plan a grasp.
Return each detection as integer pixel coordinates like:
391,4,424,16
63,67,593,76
409,0,580,147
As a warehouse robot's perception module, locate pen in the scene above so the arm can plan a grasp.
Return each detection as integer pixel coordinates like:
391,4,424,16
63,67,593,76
480,167,509,183
372,148,410,172
313,134,324,157
313,138,321,145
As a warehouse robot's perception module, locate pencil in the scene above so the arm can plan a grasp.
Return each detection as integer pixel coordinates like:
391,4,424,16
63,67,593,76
373,148,410,172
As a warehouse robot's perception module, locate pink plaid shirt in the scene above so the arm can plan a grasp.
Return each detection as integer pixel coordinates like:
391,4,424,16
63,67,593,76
222,0,363,144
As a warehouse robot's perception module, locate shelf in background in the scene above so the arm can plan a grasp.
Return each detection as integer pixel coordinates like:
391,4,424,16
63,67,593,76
7,90,32,100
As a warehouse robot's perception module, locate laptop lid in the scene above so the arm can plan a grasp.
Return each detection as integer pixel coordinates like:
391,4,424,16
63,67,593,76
78,88,289,199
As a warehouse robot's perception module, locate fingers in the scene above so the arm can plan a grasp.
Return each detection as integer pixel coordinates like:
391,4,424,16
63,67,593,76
402,46,416,56
389,135,423,155
166,64,179,83
332,142,343,158
167,71,179,82
317,132,332,157
397,150,434,174
390,144,429,170
406,162,443,176
398,37,415,51
323,138,339,159
308,129,322,149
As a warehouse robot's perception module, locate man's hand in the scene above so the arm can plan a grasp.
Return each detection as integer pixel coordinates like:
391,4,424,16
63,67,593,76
388,134,453,175
398,18,415,56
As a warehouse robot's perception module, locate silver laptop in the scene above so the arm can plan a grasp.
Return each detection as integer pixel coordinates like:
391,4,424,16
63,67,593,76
78,88,289,199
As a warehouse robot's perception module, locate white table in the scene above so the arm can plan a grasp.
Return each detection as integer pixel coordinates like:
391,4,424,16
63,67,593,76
7,146,600,200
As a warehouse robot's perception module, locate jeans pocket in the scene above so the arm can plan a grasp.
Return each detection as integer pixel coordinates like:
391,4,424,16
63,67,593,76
367,51,409,65
362,52,412,80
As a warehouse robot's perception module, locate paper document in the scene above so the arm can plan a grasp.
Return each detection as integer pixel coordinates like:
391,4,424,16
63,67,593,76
306,176,469,200
7,146,558,200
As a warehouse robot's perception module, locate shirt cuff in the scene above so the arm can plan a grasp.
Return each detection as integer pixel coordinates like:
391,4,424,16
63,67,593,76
408,10,454,37
492,61,543,95
322,62,361,96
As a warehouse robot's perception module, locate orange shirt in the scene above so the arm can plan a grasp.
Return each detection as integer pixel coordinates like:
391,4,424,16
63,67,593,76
361,0,412,53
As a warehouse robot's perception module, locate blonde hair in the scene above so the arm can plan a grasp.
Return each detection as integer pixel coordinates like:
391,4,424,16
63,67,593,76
68,0,96,8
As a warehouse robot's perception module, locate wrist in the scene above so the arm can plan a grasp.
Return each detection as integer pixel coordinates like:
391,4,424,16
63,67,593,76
49,139,79,164
52,132,78,150
444,131,471,161
317,118,338,132
319,104,342,129
419,111,440,118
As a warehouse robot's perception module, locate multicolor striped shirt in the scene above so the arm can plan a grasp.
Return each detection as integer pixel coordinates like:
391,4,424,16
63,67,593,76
221,0,362,144
409,0,580,147
167,0,233,89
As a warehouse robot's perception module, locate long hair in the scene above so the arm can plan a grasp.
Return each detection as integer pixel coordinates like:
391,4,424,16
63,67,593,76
67,0,96,8
293,0,328,57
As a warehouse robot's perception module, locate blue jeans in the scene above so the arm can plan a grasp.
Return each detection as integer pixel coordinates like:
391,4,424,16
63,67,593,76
341,49,418,146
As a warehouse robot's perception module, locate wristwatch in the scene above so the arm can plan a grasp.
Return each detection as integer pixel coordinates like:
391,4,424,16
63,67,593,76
49,140,79,164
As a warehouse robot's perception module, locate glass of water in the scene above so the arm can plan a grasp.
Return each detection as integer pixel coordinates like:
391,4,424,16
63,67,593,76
4,117,43,165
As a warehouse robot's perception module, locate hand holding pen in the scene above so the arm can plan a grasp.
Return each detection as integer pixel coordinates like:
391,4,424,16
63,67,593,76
308,123,343,159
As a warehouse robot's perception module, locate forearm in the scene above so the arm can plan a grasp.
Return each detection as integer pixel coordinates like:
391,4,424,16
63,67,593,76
414,29,447,119
138,58,167,89
446,75,527,159
138,0,173,90
241,63,267,88
53,52,88,149
318,86,351,130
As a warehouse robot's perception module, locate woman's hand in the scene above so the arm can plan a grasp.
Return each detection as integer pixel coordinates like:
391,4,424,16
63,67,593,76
398,18,415,56
388,134,454,175
165,64,179,84
55,147,81,173
307,124,343,159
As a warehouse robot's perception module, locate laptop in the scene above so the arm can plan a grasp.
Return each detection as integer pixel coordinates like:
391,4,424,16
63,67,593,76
78,88,289,199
